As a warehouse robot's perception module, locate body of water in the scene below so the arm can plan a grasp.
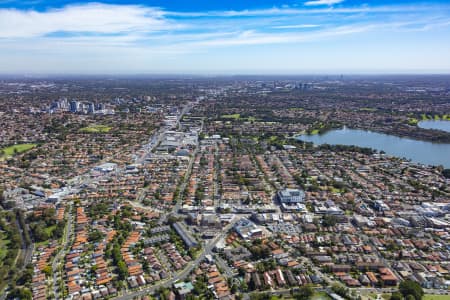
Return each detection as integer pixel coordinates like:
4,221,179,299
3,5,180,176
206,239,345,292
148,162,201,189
297,127,450,168
418,120,450,133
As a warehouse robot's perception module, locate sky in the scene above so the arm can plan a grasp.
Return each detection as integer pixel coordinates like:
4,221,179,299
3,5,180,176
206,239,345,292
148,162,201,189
0,0,450,74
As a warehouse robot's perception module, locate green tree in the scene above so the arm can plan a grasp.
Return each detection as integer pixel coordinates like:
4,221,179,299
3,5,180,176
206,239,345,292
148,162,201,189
42,265,52,277
399,280,424,300
53,221,65,239
31,223,49,242
8,287,32,300
16,264,33,285
117,260,128,280
88,229,105,243
322,215,338,227
331,284,349,299
294,285,314,300
390,292,402,300
442,169,450,179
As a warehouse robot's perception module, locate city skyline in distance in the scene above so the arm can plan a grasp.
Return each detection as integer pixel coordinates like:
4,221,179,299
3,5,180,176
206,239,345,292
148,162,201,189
1,0,450,74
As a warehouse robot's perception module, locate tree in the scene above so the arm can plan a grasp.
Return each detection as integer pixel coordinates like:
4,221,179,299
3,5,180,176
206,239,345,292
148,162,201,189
193,277,207,295
331,284,349,299
322,215,338,227
8,287,32,300
16,264,33,285
240,280,249,292
30,222,49,242
88,229,105,243
399,280,424,300
53,221,65,239
167,215,180,225
3,201,16,209
42,265,52,277
117,260,128,280
294,285,314,300
390,292,402,300
442,169,450,179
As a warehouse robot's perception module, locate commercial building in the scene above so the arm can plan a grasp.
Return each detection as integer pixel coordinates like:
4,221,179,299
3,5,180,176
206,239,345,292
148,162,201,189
172,222,198,249
276,188,306,211
276,188,305,204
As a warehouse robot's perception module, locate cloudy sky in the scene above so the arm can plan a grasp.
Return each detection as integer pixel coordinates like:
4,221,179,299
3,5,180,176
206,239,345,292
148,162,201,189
0,0,450,74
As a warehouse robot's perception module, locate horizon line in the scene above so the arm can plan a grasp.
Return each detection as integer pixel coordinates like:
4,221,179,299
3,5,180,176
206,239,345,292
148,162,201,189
2,72,450,78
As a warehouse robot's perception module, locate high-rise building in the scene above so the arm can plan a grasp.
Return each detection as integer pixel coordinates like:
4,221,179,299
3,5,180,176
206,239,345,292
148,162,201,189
87,102,95,114
69,100,79,113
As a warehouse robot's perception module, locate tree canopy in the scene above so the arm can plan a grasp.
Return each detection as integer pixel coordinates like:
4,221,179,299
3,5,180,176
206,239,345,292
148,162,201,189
399,280,424,300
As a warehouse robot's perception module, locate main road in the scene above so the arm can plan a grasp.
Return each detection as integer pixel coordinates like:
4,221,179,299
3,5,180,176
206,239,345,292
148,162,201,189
113,219,239,300
52,204,73,300
46,102,197,300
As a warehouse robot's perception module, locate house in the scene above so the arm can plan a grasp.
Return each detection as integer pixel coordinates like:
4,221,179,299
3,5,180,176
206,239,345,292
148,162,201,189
331,265,352,273
174,282,194,300
379,268,398,286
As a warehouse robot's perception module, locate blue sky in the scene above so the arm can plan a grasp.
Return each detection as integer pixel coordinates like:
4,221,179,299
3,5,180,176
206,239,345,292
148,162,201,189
0,0,450,74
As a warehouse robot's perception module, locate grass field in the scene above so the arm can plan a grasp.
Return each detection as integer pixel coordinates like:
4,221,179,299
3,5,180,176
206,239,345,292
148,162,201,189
221,113,241,119
421,114,432,120
0,143,37,157
221,114,259,122
35,240,50,248
330,187,343,194
408,118,419,125
420,114,450,121
311,291,331,300
79,124,112,133
44,224,56,236
423,295,450,300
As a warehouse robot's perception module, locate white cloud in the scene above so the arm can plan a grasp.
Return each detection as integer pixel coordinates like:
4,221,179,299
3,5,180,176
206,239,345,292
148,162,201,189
304,0,344,6
0,3,177,38
186,24,374,48
165,4,448,18
1,2,450,73
272,24,320,29
1,2,448,41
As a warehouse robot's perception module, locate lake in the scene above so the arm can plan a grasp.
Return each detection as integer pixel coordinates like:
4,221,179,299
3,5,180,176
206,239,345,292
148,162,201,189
418,120,450,133
296,128,450,168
